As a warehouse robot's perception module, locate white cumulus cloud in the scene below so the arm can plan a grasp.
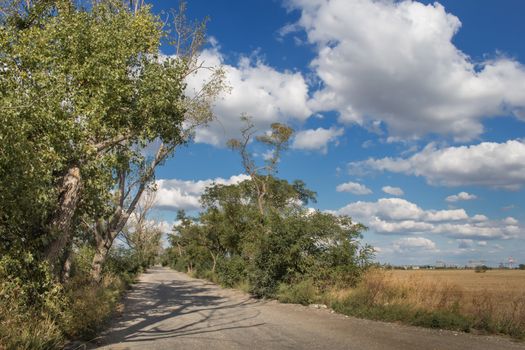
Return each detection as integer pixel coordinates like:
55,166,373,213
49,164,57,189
336,181,372,195
285,0,525,141
349,140,525,190
382,186,404,196
336,198,520,240
155,174,250,211
393,237,437,253
446,192,477,202
292,127,344,153
187,48,311,146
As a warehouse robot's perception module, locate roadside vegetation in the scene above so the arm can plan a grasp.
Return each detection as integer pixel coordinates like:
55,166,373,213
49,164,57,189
163,118,524,340
325,269,525,339
162,118,374,301
2,1,522,347
0,0,222,348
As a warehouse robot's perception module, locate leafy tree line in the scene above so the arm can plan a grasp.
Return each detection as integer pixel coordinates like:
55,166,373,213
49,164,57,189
164,119,374,298
0,0,223,347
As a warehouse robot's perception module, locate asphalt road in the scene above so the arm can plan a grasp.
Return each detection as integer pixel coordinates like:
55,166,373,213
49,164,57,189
94,266,525,350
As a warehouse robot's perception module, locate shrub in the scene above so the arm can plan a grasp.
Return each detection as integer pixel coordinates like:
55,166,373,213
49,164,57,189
216,255,247,288
0,253,66,350
277,279,317,305
63,273,126,340
474,265,489,273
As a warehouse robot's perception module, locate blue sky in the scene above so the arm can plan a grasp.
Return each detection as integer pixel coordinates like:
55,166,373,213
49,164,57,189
148,0,525,267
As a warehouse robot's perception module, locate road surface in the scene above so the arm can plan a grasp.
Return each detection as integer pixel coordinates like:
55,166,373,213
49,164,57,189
94,266,524,350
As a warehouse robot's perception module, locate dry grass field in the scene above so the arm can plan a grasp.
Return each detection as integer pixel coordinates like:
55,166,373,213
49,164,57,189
325,268,525,338
389,269,525,294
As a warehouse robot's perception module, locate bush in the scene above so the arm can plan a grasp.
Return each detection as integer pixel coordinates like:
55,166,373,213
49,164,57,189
104,247,142,277
63,273,126,340
216,255,247,288
474,265,489,273
0,247,144,348
0,253,66,350
277,279,317,305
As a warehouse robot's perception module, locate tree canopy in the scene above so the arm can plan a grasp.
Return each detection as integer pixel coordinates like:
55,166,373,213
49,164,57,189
0,0,224,276
165,119,373,297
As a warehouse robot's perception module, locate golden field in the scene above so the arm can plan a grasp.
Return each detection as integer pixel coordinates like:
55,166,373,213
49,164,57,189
389,269,525,294
325,268,525,338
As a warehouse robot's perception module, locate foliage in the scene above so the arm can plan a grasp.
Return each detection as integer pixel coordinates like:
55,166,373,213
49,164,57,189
0,253,66,349
0,245,147,348
167,177,372,298
0,0,223,346
277,280,318,305
63,273,128,340
166,120,373,298
474,265,489,273
0,0,224,281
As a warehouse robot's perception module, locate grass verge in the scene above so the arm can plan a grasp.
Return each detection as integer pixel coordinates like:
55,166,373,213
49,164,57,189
321,269,525,340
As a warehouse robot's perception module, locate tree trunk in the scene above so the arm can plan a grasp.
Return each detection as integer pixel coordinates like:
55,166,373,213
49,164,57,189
45,165,82,267
91,240,110,283
61,249,72,284
210,251,217,273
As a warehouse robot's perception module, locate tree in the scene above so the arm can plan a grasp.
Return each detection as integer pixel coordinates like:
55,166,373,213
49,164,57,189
0,0,225,279
117,189,162,270
227,116,294,217
165,120,372,297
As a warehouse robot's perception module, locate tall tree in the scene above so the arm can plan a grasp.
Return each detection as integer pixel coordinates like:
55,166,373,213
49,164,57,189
0,0,225,277
227,117,294,217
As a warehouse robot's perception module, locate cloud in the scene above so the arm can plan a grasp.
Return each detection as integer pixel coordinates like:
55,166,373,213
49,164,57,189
503,217,519,225
336,181,372,195
336,197,520,240
286,0,525,141
472,214,488,222
349,140,525,190
187,48,311,146
382,186,404,196
457,239,473,249
446,191,477,202
393,237,437,253
292,127,344,153
338,198,467,222
155,174,250,211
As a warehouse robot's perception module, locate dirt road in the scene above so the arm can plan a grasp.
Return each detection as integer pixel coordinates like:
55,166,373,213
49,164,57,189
95,267,524,350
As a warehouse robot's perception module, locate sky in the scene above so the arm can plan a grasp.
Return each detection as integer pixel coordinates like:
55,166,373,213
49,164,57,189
146,0,525,267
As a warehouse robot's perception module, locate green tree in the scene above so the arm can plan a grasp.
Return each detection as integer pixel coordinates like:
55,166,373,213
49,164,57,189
227,116,294,217
166,120,372,297
0,0,225,279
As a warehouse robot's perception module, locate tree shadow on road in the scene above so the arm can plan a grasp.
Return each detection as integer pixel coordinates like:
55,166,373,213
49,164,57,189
90,268,265,348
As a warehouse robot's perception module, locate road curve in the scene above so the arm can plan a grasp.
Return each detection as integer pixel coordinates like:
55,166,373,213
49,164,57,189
94,266,524,350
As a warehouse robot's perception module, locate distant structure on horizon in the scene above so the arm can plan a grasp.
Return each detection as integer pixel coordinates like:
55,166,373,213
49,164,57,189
435,260,446,268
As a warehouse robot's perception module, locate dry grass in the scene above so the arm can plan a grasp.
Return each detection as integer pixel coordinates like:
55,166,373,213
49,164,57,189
389,269,525,294
63,273,128,339
325,269,525,338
